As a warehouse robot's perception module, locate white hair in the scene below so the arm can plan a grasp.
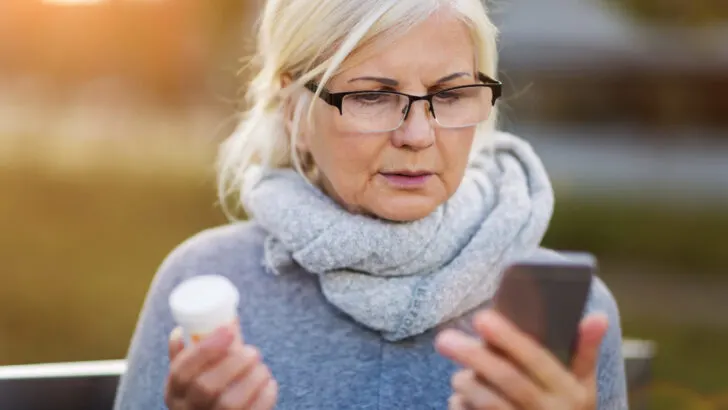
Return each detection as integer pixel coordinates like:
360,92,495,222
217,0,500,218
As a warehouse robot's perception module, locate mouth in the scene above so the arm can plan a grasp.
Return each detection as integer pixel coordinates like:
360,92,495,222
378,170,434,188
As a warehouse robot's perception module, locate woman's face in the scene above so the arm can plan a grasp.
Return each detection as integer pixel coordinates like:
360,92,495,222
302,11,481,222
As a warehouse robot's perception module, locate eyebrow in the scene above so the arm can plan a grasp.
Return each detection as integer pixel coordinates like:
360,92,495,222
347,76,399,87
347,72,472,87
435,72,472,84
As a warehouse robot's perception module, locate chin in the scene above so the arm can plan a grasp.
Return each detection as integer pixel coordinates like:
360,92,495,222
369,197,441,222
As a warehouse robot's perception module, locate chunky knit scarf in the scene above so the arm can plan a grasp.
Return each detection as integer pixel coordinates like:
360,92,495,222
243,131,554,341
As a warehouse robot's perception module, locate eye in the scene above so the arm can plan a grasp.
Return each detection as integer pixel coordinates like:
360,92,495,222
354,93,381,102
349,92,398,105
351,93,385,103
434,89,463,102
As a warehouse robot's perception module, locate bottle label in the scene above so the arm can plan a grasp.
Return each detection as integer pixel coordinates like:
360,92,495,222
183,331,208,346
181,321,241,346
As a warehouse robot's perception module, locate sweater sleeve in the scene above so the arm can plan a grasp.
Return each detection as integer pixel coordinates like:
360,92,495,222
586,277,629,410
113,232,215,410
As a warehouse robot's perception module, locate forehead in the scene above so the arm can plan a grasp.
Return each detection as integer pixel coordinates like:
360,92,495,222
336,12,475,83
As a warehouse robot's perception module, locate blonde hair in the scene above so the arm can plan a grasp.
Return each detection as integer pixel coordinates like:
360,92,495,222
217,0,500,218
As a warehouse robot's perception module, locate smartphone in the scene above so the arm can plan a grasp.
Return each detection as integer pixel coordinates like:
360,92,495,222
491,253,595,366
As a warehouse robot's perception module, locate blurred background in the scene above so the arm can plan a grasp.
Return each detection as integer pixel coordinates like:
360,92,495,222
1,0,726,409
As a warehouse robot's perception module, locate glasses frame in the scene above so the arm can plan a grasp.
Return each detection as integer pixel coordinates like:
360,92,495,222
304,72,502,131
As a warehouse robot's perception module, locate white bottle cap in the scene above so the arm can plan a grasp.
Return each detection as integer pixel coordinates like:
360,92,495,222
169,275,240,337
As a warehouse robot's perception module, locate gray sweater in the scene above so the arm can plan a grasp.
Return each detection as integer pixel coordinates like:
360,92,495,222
114,222,628,409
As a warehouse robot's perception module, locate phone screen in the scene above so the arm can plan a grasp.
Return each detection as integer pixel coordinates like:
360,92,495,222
492,260,594,365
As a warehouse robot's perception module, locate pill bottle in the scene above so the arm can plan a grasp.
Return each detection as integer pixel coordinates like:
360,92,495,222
169,275,240,345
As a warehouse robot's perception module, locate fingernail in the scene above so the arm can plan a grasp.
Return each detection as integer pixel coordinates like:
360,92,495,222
170,327,183,342
475,309,498,329
437,330,469,351
592,312,609,323
242,345,262,362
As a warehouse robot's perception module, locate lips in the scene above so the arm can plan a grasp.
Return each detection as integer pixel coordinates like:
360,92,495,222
381,171,432,177
379,170,433,188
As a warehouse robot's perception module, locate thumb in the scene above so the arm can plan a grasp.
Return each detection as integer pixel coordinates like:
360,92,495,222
168,327,185,361
570,313,609,382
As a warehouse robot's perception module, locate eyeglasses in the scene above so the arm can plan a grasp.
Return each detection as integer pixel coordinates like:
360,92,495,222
305,73,501,133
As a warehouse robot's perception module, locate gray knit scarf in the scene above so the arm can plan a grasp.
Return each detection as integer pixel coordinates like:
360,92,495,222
242,131,554,341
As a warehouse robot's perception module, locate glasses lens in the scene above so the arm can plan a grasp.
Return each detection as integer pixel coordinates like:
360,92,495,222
342,92,408,132
339,86,494,132
432,86,493,128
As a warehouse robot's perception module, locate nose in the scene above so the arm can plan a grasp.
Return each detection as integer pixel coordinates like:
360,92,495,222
391,101,435,150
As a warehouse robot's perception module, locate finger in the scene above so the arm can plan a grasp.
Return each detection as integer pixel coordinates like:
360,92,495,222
451,370,514,410
571,313,609,381
168,326,235,396
247,380,279,410
215,364,273,410
227,319,244,344
188,344,261,408
436,329,541,408
168,327,185,362
448,394,468,410
472,310,576,392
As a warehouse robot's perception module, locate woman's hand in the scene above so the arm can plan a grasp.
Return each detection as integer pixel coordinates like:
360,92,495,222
165,326,278,410
435,310,608,410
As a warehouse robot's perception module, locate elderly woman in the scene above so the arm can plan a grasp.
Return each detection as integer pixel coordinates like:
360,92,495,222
114,0,628,409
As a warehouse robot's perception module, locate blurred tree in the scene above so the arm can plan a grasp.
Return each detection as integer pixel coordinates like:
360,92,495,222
611,0,728,26
0,0,258,105
194,0,259,110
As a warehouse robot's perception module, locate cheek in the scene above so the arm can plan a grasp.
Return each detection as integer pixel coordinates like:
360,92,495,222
438,129,476,190
308,112,387,195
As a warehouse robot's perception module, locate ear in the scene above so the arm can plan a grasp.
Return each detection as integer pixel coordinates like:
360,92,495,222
280,73,294,130
281,73,312,152
280,73,293,89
